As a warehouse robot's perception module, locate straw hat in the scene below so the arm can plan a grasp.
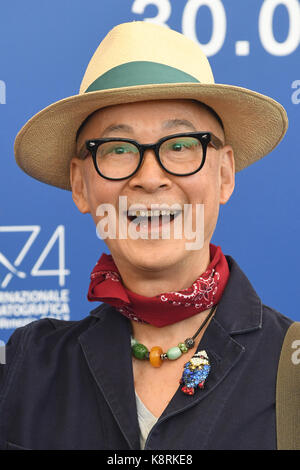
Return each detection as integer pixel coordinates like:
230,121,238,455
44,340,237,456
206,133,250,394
14,21,288,190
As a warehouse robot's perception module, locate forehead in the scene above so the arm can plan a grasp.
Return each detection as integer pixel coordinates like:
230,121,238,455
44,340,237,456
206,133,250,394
76,99,223,147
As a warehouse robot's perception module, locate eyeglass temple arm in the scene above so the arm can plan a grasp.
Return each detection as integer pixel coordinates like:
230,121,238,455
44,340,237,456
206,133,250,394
78,143,90,160
209,133,224,150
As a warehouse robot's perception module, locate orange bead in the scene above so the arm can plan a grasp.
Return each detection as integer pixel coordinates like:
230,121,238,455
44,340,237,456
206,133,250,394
149,346,163,367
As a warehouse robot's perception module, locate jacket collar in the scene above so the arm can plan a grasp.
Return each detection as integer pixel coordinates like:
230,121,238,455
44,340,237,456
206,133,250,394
214,255,263,335
79,255,263,449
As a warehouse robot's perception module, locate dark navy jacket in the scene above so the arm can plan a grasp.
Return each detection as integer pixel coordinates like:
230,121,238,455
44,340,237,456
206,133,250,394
0,256,292,450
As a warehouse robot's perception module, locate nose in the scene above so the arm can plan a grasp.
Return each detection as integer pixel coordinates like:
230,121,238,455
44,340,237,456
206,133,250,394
127,148,172,193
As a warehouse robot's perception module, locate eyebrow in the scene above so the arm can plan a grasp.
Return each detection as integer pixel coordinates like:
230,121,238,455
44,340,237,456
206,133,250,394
101,123,134,136
161,119,197,131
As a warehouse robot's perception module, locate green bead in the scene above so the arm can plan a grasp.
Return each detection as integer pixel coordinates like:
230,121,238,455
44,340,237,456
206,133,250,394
178,342,188,353
167,346,182,360
132,343,149,360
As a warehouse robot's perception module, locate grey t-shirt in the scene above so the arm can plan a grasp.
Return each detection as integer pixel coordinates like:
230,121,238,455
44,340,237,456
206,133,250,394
135,392,158,449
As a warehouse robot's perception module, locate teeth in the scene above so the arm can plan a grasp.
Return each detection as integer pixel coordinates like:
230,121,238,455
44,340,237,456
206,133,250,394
128,209,180,217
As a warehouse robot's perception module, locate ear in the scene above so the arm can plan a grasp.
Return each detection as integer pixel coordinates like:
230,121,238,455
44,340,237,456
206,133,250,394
219,145,235,205
70,157,90,214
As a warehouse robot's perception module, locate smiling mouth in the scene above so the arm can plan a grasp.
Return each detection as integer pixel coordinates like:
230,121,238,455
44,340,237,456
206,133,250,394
126,209,182,224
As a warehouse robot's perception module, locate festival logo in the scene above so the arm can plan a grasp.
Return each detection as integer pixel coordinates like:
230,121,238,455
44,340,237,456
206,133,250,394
0,225,70,330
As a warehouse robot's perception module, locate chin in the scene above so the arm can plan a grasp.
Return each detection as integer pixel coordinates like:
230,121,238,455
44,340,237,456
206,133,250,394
121,238,190,271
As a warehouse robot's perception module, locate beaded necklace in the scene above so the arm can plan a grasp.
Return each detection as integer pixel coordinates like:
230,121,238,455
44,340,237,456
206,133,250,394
131,304,217,395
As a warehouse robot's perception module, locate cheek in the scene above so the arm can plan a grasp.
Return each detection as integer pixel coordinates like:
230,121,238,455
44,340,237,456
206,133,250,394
182,171,220,236
183,168,219,205
83,169,124,223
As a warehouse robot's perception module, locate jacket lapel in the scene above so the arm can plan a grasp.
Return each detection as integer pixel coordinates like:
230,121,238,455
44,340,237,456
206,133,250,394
157,315,245,419
78,305,140,450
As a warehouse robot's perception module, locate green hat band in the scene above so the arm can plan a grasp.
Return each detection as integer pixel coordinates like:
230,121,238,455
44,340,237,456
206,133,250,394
84,61,200,93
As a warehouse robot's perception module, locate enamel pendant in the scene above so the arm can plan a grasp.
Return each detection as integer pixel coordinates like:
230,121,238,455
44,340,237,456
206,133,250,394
180,350,211,395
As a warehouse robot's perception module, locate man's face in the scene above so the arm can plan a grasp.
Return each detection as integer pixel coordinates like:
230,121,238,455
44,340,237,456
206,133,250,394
71,99,234,273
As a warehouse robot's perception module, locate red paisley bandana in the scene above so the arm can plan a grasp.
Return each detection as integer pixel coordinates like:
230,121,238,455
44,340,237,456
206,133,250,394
88,243,229,327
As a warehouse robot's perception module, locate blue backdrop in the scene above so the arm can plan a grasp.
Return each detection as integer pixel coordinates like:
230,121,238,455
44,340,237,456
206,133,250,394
0,0,299,342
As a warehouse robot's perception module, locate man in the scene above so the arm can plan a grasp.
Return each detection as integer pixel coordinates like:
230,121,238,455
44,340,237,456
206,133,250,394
0,21,295,450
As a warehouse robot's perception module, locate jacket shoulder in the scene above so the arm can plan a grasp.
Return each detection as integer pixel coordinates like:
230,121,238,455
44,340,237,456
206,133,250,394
260,304,295,353
0,305,106,393
262,303,294,331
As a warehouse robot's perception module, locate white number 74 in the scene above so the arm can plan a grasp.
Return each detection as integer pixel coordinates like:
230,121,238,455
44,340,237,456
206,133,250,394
0,225,70,288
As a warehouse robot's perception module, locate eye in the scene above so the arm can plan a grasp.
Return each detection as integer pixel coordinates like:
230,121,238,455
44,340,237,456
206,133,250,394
172,142,186,151
110,145,132,154
100,142,139,157
114,146,126,154
164,137,199,152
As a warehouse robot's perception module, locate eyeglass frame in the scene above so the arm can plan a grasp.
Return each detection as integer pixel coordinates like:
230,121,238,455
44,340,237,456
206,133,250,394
81,131,224,181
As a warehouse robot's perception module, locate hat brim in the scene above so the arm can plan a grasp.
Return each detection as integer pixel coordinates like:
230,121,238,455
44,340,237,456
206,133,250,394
14,82,288,190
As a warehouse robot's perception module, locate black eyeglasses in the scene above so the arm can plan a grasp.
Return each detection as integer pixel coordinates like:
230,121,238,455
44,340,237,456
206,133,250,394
82,132,224,181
